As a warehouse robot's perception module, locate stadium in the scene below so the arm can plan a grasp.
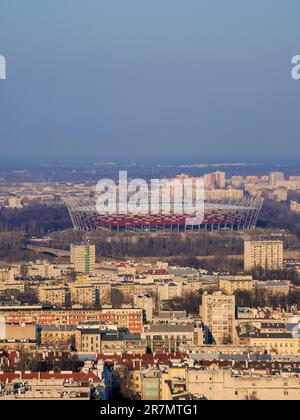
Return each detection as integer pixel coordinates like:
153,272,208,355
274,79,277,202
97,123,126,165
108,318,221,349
66,197,263,232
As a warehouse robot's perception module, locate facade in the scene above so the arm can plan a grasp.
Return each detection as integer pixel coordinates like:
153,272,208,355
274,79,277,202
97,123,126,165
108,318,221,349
70,284,97,307
134,294,153,322
244,240,284,271
253,280,291,296
270,171,285,187
0,372,101,400
38,285,68,307
70,243,96,274
201,291,236,345
143,324,203,353
1,323,37,342
0,307,143,335
219,276,253,295
76,327,142,354
39,326,76,348
204,171,226,189
66,197,263,232
187,368,300,401
248,334,299,355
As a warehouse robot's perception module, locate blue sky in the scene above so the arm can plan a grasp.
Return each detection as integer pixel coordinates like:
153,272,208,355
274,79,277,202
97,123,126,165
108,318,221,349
0,0,300,162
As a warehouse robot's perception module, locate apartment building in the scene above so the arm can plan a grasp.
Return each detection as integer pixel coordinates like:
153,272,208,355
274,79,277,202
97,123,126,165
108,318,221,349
244,240,284,271
143,324,203,353
38,285,68,307
76,326,142,354
134,294,153,322
70,243,96,274
270,171,285,187
0,372,101,400
253,280,291,296
0,306,143,335
204,172,226,189
201,291,236,345
70,284,97,307
219,276,253,295
39,326,77,348
187,368,300,400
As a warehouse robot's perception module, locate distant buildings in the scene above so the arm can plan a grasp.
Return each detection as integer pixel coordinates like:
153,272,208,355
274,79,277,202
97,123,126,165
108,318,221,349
6,197,23,209
244,240,284,272
204,171,226,189
270,172,285,187
70,243,95,274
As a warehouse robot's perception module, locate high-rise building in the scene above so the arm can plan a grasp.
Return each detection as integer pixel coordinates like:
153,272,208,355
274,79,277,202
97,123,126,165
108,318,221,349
204,172,226,189
201,291,236,345
134,294,153,322
70,243,96,274
270,172,285,187
244,240,284,272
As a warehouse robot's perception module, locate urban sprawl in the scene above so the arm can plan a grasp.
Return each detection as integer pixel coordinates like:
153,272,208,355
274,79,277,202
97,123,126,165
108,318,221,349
1,169,300,400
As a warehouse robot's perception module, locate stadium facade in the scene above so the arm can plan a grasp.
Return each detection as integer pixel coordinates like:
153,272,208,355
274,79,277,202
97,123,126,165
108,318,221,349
66,197,263,232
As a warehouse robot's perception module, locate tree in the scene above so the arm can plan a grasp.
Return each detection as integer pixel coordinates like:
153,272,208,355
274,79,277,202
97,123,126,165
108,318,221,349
111,289,125,308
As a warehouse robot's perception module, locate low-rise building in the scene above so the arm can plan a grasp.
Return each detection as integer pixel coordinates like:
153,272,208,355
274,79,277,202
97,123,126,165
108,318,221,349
219,276,253,295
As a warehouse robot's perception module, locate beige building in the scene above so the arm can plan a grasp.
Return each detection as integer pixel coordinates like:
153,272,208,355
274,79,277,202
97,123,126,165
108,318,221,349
270,171,285,187
244,240,284,271
143,324,203,354
201,291,236,345
40,326,76,348
0,372,101,400
204,172,226,189
70,284,96,307
248,334,299,355
38,285,68,307
75,275,112,304
70,243,95,274
2,323,36,342
0,282,26,294
134,294,153,322
253,280,291,296
219,276,253,295
205,189,243,201
187,368,300,400
27,262,62,278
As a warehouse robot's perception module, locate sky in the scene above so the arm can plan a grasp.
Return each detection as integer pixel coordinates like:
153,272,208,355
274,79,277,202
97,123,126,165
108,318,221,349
0,0,300,163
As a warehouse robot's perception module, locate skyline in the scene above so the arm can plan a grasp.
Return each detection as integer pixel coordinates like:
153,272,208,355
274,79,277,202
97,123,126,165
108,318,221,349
0,1,300,161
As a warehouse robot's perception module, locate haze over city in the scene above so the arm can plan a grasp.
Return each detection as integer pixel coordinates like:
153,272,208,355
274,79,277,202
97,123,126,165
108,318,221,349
1,0,300,162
